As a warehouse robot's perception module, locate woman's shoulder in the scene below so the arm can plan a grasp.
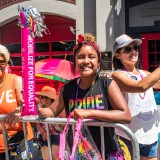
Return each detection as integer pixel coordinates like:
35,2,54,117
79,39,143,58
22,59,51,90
113,69,125,73
12,74,22,83
6,73,18,80
112,69,128,77
97,75,113,87
7,73,21,78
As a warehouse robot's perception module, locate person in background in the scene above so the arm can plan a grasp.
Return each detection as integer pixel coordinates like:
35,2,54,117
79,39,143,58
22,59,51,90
37,33,131,159
112,34,160,160
36,86,64,160
0,44,34,159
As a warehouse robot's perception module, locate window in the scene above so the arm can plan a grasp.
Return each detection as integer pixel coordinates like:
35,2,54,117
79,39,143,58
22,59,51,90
5,44,21,54
52,41,75,51
35,42,49,52
52,55,73,62
7,41,75,67
35,56,50,62
9,57,21,66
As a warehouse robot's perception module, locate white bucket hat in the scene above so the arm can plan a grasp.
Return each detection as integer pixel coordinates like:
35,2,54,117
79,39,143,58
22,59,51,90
113,34,142,53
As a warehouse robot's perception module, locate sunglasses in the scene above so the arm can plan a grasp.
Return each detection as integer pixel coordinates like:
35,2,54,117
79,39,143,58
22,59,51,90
119,46,139,53
40,95,48,99
0,60,7,65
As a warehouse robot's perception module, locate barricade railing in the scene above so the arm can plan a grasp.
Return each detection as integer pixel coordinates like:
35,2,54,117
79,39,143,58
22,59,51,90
0,115,140,160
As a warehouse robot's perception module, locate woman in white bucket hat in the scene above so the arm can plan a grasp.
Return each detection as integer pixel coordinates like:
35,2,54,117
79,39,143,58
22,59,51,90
112,34,160,160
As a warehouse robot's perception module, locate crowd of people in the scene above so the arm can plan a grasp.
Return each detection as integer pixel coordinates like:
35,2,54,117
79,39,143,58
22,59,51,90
0,32,159,160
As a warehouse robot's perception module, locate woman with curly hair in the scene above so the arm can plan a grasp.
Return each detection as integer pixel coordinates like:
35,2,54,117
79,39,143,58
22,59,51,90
38,33,131,159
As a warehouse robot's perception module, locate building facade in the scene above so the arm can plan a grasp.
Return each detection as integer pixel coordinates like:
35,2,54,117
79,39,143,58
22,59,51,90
0,0,160,90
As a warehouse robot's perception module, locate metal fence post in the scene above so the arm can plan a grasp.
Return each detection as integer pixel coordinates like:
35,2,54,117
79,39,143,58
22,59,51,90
46,123,53,160
1,119,9,160
23,122,30,160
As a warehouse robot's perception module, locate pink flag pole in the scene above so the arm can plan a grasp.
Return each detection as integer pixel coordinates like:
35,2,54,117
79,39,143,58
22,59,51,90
18,6,49,116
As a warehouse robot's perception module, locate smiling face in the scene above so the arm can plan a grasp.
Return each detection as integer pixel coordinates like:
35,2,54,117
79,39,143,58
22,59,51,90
0,54,7,79
75,45,100,78
115,43,139,68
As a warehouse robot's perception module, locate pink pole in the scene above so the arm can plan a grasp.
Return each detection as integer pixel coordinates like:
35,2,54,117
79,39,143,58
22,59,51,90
21,27,37,116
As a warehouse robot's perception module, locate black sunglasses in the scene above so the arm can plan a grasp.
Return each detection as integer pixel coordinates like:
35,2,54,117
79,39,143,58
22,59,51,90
0,60,7,65
120,46,139,53
40,95,48,99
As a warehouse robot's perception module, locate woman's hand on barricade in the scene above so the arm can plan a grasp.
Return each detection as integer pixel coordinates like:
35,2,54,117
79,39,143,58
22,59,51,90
71,108,90,120
4,109,21,127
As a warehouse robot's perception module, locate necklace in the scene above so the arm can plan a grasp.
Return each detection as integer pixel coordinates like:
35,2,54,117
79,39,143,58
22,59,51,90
124,69,146,99
75,77,96,107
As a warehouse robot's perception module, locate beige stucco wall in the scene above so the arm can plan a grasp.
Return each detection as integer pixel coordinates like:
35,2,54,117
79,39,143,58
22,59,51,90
0,0,84,36
0,0,127,65
96,0,125,71
96,0,125,53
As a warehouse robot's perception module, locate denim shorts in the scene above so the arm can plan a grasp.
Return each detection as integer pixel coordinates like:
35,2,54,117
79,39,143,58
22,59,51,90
39,134,60,147
120,137,158,158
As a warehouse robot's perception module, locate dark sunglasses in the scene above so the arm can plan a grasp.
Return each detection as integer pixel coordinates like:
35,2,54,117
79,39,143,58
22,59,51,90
40,95,48,99
0,60,7,65
120,46,139,53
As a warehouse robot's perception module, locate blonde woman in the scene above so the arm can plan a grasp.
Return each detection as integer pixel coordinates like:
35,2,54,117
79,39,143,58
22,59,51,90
0,44,33,159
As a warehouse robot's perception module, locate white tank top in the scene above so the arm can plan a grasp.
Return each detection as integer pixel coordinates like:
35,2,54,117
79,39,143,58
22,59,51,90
115,69,160,145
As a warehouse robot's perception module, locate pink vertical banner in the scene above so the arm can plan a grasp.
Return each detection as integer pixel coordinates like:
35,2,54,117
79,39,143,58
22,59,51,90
18,6,49,116
21,27,37,116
